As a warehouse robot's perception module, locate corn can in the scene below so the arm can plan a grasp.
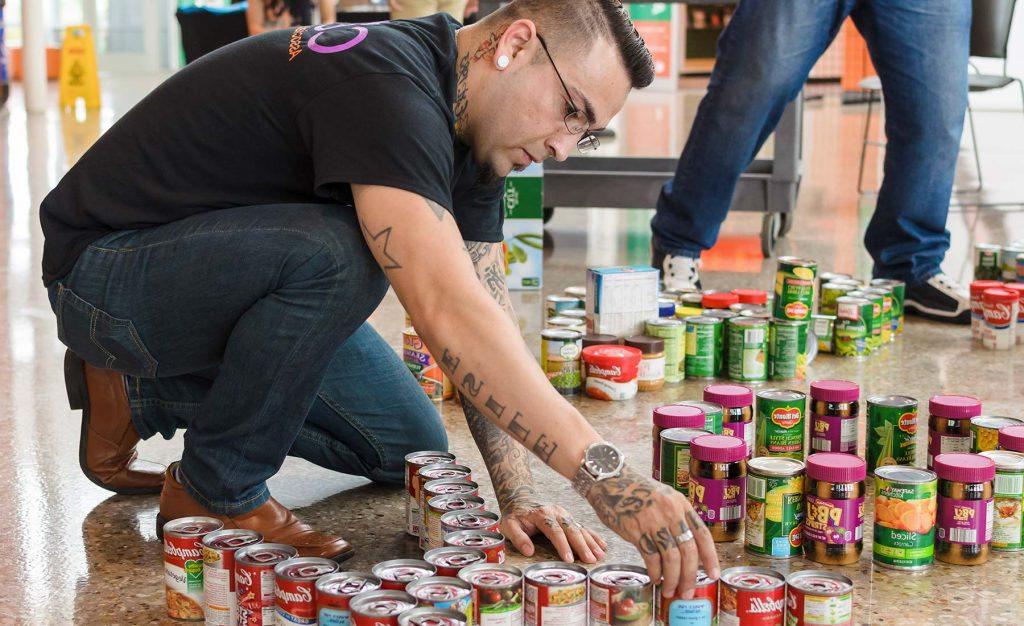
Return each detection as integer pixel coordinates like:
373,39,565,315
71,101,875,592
727,317,769,383
745,457,805,559
773,257,817,321
768,318,808,382
971,416,1024,453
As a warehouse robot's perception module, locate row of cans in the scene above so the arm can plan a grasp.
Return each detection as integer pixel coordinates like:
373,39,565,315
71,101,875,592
969,280,1024,350
974,242,1024,282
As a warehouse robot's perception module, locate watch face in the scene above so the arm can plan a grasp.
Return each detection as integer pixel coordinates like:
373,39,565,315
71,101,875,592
585,444,622,475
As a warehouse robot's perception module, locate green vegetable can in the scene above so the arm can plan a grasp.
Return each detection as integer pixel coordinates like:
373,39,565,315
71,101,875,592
833,296,873,357
867,395,918,473
677,401,724,434
870,278,906,336
773,256,818,321
767,319,808,382
755,390,806,459
745,457,805,559
684,316,722,379
850,290,884,351
863,286,894,345
873,466,937,570
646,318,686,384
819,282,856,317
727,317,768,382
540,329,582,395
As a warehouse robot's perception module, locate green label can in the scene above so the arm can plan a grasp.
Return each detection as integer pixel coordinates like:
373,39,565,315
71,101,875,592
768,318,808,382
773,256,817,321
980,450,1024,551
974,243,1003,281
850,290,884,351
873,466,937,570
646,318,686,384
834,296,872,357
540,329,582,395
755,390,806,459
867,395,918,473
811,314,835,354
660,427,712,497
970,416,1024,453
702,309,736,377
727,317,768,382
745,457,805,558
685,316,722,379
863,287,893,344
678,401,724,434
871,279,906,336
819,283,855,317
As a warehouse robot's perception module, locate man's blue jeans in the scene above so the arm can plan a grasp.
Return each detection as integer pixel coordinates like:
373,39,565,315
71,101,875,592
652,0,971,284
47,203,448,515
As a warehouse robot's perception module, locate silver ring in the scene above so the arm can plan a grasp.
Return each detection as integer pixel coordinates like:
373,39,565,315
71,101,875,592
675,529,694,544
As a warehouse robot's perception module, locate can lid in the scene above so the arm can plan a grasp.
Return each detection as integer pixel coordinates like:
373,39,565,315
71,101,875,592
316,572,383,597
731,289,768,305
541,329,582,341
275,556,340,580
970,280,1004,295
870,278,905,288
702,292,740,309
873,465,936,484
933,453,995,483
980,450,1024,472
983,287,1018,304
928,394,982,419
756,389,806,402
660,427,712,446
728,316,767,329
806,453,866,483
748,456,804,477
581,345,643,366
809,380,860,403
785,570,853,595
690,434,747,463
676,400,724,416
645,317,684,328
999,425,1024,452
1004,283,1024,298
653,404,706,429
867,395,917,409
624,335,665,354
703,383,754,408
582,334,621,348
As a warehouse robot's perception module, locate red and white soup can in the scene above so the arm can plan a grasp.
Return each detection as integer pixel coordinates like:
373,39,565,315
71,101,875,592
236,543,298,626
201,528,262,626
719,566,785,626
274,556,340,625
163,516,223,621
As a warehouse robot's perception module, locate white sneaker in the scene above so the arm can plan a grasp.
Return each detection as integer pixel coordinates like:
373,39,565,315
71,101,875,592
903,272,970,324
662,254,702,291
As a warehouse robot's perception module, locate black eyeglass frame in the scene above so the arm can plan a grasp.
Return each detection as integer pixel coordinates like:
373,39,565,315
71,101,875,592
536,34,600,153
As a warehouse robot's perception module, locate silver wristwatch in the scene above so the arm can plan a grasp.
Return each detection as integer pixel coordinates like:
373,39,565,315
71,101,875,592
571,441,626,498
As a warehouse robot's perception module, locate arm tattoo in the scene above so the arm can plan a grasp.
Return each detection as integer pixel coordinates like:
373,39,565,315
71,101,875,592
465,241,493,265
586,465,655,530
426,199,447,222
464,241,514,318
359,219,402,271
463,397,540,512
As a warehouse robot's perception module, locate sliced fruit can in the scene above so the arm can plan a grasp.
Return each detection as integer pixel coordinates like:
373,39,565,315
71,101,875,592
872,466,937,570
587,565,653,626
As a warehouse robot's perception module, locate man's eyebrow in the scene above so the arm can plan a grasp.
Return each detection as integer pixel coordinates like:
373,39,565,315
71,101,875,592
571,87,597,127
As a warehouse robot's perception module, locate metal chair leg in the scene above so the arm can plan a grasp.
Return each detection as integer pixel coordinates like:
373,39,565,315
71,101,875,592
857,93,875,195
965,100,983,192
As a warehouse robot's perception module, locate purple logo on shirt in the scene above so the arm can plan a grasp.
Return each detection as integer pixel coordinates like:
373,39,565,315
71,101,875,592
306,21,386,55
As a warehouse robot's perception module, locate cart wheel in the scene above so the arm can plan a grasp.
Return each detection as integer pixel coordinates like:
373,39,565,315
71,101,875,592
761,213,779,258
778,211,794,237
543,207,554,224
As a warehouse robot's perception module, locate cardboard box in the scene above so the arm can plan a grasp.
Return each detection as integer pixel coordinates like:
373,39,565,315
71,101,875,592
502,163,543,290
586,266,660,337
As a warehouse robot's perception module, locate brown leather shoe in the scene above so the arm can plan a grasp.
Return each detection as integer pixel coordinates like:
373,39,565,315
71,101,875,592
64,350,165,495
156,463,354,562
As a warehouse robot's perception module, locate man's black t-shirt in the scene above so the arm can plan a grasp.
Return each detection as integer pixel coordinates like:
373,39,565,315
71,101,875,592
40,15,504,286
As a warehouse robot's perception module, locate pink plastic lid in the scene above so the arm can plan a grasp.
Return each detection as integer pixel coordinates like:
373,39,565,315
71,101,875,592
929,395,982,419
999,425,1024,452
703,384,754,408
806,453,866,483
653,405,706,429
690,435,747,463
934,453,995,483
809,380,860,404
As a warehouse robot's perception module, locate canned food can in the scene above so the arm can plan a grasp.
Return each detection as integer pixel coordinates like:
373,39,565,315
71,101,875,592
587,565,653,626
870,279,906,336
563,286,587,303
316,572,383,626
833,297,872,358
702,310,737,377
548,316,586,333
685,316,722,379
655,570,718,626
459,563,524,626
444,530,507,564
746,457,805,559
406,576,474,625
773,257,817,321
768,319,808,382
677,401,725,434
275,557,340,625
810,315,835,354
727,317,769,383
236,543,299,626
524,562,588,626
426,495,486,550
406,451,457,537
755,389,806,459
441,510,501,536
422,479,482,550
784,570,854,626
719,567,785,626
541,329,583,395
873,466,937,570
660,427,713,497
418,465,475,534
373,560,438,592
399,607,468,626
971,416,1024,453
424,547,489,578
547,295,581,319
201,528,262,626
980,450,1024,552
862,287,893,345
351,590,419,626
164,516,224,621
850,290,884,352
974,243,1002,281
819,283,855,317
404,329,452,402
646,318,687,384
1002,245,1024,281
867,396,918,473
970,280,1004,340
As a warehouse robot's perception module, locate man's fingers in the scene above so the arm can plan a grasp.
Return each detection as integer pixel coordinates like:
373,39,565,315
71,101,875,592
656,528,681,598
559,517,597,564
501,519,536,557
582,527,606,560
687,508,719,579
675,521,699,600
641,551,661,587
538,515,574,562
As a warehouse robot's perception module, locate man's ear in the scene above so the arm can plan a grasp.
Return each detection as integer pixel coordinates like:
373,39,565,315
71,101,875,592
493,19,538,70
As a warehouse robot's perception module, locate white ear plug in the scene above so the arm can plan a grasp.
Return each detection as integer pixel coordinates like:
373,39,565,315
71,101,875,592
497,55,510,70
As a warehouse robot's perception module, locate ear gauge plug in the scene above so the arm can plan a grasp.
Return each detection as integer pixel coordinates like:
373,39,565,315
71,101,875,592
497,55,510,69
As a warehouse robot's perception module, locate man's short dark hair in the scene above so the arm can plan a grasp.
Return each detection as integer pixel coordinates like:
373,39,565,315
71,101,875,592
486,0,656,90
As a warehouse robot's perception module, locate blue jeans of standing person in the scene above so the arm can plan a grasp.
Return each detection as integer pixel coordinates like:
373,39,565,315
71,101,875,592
652,0,971,284
47,203,448,515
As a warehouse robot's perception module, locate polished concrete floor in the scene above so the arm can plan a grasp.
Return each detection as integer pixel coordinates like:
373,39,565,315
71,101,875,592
1,74,1023,625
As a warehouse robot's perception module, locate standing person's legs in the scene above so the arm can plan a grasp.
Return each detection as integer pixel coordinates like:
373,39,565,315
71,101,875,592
853,0,971,284
652,0,854,261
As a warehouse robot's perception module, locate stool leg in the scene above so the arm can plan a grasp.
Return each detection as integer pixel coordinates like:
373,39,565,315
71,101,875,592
965,100,982,192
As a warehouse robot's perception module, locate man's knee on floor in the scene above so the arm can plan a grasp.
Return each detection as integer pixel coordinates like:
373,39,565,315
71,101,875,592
377,406,449,485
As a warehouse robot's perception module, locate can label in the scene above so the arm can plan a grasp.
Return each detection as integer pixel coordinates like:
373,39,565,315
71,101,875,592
660,440,693,497
477,586,523,626
723,420,754,459
867,406,917,472
203,545,247,626
691,475,745,523
318,606,352,626
926,432,971,469
874,478,936,568
865,296,884,351
833,318,869,357
685,320,720,379
745,473,803,558
404,330,452,402
976,247,1002,280
811,315,834,354
646,321,686,384
768,321,808,382
784,588,853,626
276,579,317,625
542,335,582,395
524,581,587,626
756,404,804,460
727,321,768,382
804,496,864,545
656,580,718,626
819,287,848,317
589,581,654,626
992,470,1023,550
810,414,857,454
937,496,993,546
238,565,276,626
165,536,207,621
773,261,817,321
720,585,785,626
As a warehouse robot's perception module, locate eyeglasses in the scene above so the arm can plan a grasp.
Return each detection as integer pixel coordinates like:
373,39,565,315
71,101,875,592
537,34,600,154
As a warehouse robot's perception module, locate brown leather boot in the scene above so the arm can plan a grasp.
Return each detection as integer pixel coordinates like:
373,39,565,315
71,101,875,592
157,463,354,562
64,350,165,494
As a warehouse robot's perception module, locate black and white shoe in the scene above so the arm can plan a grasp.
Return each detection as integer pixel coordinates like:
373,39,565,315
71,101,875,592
652,249,703,291
903,273,970,324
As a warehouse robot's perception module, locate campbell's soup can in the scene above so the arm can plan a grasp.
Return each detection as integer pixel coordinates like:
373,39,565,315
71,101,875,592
719,566,785,626
316,572,383,626
422,479,482,550
588,565,653,626
351,590,418,626
524,562,588,626
444,530,507,564
417,464,475,537
425,492,485,551
441,509,501,536
784,570,853,626
163,516,223,621
406,576,475,625
424,547,489,577
656,570,719,626
275,557,340,625
399,607,469,626
406,451,457,537
459,563,524,626
236,543,298,626
373,559,438,592
201,528,262,626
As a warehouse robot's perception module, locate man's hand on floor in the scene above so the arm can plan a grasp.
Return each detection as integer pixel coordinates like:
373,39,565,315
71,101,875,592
500,499,607,564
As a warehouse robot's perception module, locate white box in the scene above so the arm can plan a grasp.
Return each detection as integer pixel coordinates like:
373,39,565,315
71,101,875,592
586,266,660,338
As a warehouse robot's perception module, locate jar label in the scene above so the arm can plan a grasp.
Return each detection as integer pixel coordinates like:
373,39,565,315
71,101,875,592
926,432,971,468
937,496,993,546
690,475,745,523
638,356,666,383
723,421,754,458
804,495,864,545
810,414,857,454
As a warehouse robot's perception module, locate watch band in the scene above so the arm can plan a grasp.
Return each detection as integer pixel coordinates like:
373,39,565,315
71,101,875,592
571,463,597,499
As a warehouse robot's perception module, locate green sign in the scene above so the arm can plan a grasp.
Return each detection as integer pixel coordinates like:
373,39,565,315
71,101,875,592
629,3,672,22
